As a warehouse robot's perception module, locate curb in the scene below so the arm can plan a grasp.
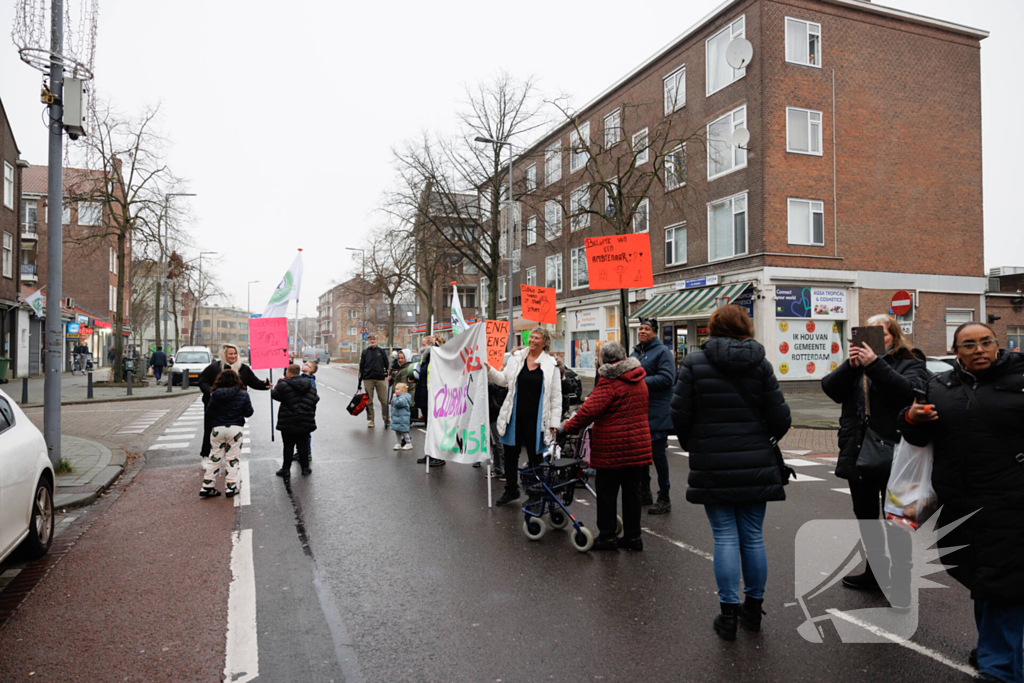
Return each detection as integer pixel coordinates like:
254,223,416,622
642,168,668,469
54,440,129,510
18,388,200,409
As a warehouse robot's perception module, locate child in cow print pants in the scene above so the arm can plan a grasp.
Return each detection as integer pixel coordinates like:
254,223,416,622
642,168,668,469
202,369,254,498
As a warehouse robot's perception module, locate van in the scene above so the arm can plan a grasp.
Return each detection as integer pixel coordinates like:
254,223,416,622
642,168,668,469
169,346,213,386
301,346,330,365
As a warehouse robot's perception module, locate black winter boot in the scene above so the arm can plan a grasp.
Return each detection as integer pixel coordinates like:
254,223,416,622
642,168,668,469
842,564,882,591
648,492,671,515
739,597,765,632
713,602,740,641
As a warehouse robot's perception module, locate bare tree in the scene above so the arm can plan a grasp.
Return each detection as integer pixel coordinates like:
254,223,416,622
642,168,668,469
128,254,158,352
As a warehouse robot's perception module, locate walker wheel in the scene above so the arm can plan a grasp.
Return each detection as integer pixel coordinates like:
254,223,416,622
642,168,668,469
570,525,594,552
548,508,570,530
617,516,623,536
523,516,547,541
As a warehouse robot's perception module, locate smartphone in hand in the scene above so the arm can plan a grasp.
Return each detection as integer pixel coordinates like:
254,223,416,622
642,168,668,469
850,325,885,356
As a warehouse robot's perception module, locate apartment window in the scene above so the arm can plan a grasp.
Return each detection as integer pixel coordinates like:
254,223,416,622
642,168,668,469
348,326,358,336
498,276,508,302
571,247,589,289
3,162,13,209
62,203,70,225
545,142,562,185
462,287,478,308
570,185,590,232
945,310,974,352
78,201,102,226
109,285,117,311
21,200,37,231
665,145,686,191
664,65,686,114
525,164,537,192
665,223,687,266
109,247,117,274
526,266,537,287
525,216,537,245
786,17,821,67
632,128,649,165
545,254,563,293
788,198,825,246
1006,326,1024,353
706,15,746,96
545,199,562,240
633,198,649,233
463,259,478,275
786,107,823,156
569,121,590,173
708,192,748,261
480,277,489,306
603,178,618,218
2,232,11,278
604,108,621,148
707,105,747,179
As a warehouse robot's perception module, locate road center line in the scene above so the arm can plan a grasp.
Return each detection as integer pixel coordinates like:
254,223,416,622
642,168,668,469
225,529,259,683
641,528,714,561
235,462,251,508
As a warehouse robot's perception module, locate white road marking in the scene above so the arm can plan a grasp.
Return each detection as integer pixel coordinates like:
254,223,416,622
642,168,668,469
783,449,813,456
784,458,822,467
417,428,427,434
157,435,191,442
162,429,196,434
241,447,251,454
824,609,979,678
235,462,251,508
224,529,259,683
147,442,191,450
832,488,851,495
791,472,825,483
641,528,714,561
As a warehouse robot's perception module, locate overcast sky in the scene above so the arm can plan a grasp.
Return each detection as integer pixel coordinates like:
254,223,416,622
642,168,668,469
1,0,1019,318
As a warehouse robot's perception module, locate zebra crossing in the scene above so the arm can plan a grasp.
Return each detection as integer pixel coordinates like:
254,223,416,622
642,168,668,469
115,409,170,435
146,398,252,453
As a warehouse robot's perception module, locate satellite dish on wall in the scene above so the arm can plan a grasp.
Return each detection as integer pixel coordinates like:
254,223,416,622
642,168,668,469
732,127,750,149
726,38,753,69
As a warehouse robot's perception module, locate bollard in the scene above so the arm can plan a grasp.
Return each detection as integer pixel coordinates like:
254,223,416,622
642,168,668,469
22,376,28,404
126,370,133,396
183,372,189,390
166,371,172,392
87,371,93,399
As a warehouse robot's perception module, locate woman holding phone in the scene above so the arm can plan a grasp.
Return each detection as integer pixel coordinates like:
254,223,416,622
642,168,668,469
820,314,929,600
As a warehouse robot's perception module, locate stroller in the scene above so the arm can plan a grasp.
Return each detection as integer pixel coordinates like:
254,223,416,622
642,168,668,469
518,425,622,553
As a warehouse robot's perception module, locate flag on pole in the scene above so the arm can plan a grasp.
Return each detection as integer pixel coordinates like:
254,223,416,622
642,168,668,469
263,253,303,319
24,288,44,317
450,281,467,336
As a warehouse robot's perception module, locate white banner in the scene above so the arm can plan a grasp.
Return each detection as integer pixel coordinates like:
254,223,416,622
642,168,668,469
776,319,844,380
424,322,490,464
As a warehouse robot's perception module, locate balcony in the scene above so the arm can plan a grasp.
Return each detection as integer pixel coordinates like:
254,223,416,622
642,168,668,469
21,224,38,240
21,264,38,282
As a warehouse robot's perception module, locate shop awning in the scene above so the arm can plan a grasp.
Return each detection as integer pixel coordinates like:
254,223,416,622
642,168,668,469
632,282,752,321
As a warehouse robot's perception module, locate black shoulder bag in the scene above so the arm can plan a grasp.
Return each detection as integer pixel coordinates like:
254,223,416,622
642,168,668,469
724,375,796,486
855,374,897,478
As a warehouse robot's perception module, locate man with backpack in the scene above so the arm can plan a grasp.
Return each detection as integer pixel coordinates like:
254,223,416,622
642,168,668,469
358,333,390,428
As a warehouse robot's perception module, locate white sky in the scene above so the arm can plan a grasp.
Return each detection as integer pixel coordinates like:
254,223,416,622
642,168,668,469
1,0,1019,318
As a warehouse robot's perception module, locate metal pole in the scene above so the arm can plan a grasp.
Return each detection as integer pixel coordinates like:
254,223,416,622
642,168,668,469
507,146,515,351
126,370,132,395
43,0,64,468
87,371,93,398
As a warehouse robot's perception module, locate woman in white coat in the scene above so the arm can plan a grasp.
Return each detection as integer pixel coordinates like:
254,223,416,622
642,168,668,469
487,327,562,507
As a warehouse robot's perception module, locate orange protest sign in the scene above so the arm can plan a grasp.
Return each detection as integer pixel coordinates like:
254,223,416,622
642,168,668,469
485,319,510,370
520,284,557,324
584,233,654,290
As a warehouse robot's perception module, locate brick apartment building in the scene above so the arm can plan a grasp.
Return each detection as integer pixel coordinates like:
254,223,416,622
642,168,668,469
986,267,1024,354
0,97,23,380
191,304,250,351
316,278,416,360
490,0,987,385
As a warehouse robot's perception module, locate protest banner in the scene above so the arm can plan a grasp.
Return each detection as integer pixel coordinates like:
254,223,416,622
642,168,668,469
584,233,654,289
248,317,290,370
425,322,490,469
485,319,510,370
520,284,557,324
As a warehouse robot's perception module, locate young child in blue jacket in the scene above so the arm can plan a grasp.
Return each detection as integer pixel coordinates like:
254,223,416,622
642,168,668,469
390,383,413,451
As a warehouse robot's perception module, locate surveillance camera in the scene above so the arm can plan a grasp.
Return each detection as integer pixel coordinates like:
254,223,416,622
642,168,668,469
67,132,80,141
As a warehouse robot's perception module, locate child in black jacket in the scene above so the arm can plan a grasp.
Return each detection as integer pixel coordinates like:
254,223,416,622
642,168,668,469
203,369,254,498
272,364,319,477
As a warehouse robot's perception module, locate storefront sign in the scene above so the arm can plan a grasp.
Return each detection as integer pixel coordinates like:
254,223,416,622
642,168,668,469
675,275,719,291
811,288,847,319
77,314,88,324
733,288,755,318
93,320,112,329
80,326,92,336
572,308,600,331
776,320,844,380
66,322,81,335
776,287,847,319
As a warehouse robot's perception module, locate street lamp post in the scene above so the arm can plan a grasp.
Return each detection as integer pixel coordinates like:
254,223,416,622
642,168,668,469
346,247,366,354
161,193,196,355
474,136,516,351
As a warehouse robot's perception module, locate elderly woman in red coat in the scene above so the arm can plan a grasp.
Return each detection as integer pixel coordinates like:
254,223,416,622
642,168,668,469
562,341,652,551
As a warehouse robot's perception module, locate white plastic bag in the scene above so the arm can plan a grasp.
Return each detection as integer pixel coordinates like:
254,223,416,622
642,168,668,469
883,438,938,530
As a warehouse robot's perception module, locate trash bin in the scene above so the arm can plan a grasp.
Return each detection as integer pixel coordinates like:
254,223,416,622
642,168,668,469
0,357,9,384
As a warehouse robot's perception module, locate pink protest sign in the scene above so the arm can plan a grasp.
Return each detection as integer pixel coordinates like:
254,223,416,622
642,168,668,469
249,317,290,370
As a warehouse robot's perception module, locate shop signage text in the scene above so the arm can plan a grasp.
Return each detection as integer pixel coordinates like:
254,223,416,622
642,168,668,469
775,287,847,320
775,320,844,380
573,308,600,331
675,275,719,290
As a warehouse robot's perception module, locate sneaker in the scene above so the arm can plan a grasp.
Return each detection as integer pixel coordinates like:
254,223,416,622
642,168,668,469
275,468,290,477
225,484,240,498
428,458,446,467
472,462,481,468
368,421,375,428
402,443,413,450
199,487,221,499
394,443,402,450
495,492,520,507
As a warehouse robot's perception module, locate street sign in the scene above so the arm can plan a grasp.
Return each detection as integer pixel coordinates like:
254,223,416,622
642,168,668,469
891,290,913,316
899,321,913,335
361,333,368,342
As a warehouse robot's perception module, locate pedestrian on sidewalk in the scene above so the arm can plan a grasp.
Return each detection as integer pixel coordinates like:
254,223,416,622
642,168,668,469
821,313,928,599
901,322,1024,683
301,360,318,461
632,317,676,514
358,333,390,428
487,327,562,506
201,369,253,499
562,342,651,551
150,346,168,385
390,382,413,451
273,363,319,478
671,305,792,641
198,344,271,461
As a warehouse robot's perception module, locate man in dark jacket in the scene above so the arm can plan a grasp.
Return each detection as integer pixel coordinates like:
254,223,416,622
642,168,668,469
149,347,168,384
632,317,676,513
272,363,319,477
358,333,390,428
197,344,270,459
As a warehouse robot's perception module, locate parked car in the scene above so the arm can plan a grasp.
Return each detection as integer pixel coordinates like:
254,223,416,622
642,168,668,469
301,346,330,365
168,346,213,386
926,355,957,375
0,389,55,564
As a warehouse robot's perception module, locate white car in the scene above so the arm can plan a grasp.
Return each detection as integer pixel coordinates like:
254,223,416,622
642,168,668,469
168,346,213,386
0,389,55,564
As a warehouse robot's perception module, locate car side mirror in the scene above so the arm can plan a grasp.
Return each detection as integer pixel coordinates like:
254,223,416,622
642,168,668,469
167,359,174,367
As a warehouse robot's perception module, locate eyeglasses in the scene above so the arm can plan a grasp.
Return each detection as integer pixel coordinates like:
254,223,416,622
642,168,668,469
956,338,998,352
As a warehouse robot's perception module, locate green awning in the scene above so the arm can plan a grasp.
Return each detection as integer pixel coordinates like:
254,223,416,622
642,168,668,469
632,282,752,320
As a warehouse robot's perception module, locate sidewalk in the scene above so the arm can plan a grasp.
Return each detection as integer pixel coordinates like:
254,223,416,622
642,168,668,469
8,371,199,408
53,435,127,510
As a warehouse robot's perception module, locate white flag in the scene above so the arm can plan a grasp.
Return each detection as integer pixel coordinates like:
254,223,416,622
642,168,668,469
424,322,490,464
263,253,303,319
24,288,44,317
450,283,467,336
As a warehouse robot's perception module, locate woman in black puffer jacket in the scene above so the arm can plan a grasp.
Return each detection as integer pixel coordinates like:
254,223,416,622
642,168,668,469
671,305,791,641
821,314,928,597
202,369,254,499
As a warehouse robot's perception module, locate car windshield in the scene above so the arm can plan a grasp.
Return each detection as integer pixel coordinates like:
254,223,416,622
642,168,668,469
176,352,210,364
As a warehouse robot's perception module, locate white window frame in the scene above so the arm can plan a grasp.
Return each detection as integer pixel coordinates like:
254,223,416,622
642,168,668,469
480,276,490,306
604,108,621,148
633,198,650,234
2,232,12,278
570,185,590,232
78,201,102,227
706,15,746,96
545,142,562,186
786,107,823,156
664,65,686,114
62,203,70,225
525,216,537,246
569,121,590,173
109,284,117,312
498,276,508,302
525,266,537,287
707,105,748,180
545,254,563,293
787,198,825,246
665,222,687,267
109,247,115,273
785,17,822,68
545,199,562,240
462,287,478,309
570,246,589,290
707,191,749,262
2,162,13,210
525,164,537,193
632,128,649,165
665,145,686,191
348,326,358,336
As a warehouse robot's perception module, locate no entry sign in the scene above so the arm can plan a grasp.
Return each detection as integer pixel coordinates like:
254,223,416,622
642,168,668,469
891,290,913,316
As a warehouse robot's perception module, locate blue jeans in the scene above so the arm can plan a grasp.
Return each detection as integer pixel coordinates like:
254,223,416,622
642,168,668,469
974,599,1024,683
704,502,768,604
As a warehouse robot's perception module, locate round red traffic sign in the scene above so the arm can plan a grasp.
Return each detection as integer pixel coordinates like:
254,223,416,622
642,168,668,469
891,290,913,316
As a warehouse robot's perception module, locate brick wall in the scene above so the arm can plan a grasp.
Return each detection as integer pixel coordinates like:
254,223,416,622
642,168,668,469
0,101,19,304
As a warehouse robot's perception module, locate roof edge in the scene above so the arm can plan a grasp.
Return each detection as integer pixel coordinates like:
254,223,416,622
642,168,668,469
820,0,988,39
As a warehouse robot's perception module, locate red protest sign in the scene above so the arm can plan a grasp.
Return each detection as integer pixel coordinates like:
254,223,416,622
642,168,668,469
584,233,654,290
248,317,290,370
520,284,557,325
485,319,510,370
